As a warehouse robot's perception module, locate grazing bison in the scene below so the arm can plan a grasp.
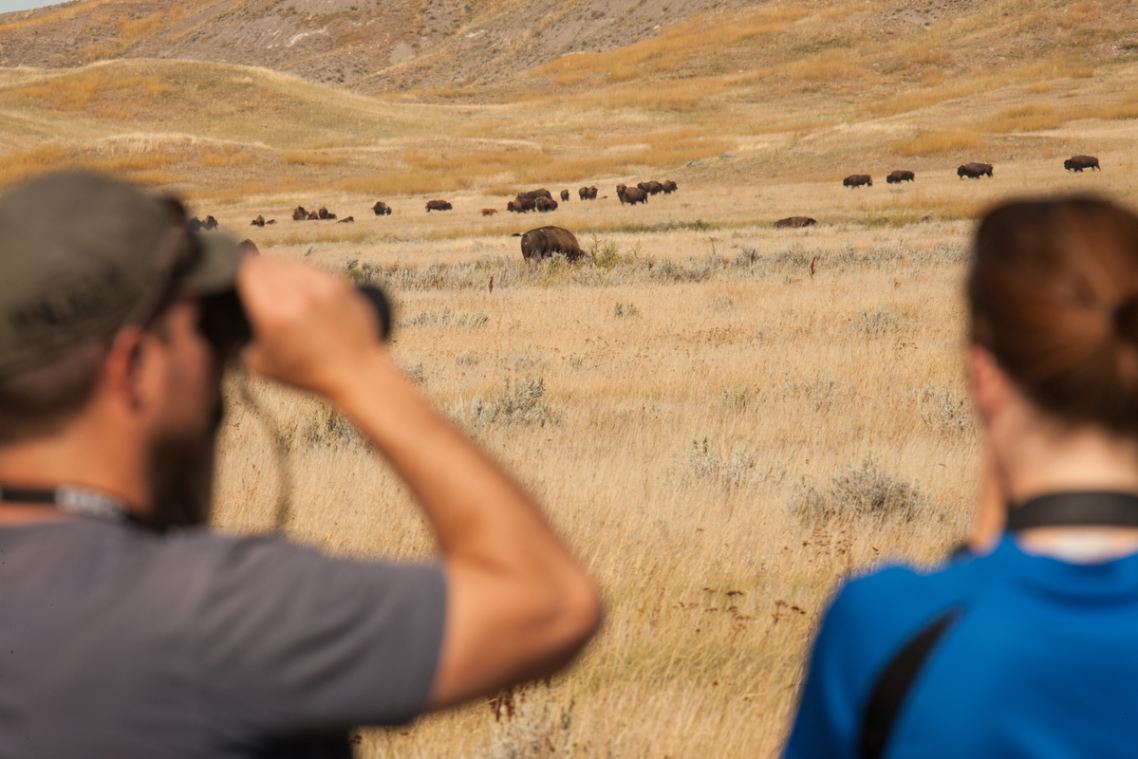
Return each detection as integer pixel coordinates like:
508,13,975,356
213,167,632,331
292,206,308,221
250,214,275,227
338,216,355,224
560,189,570,202
843,174,873,188
238,239,260,256
886,170,915,184
426,199,453,212
318,207,337,220
372,201,392,216
958,162,994,179
508,197,535,213
482,208,498,216
661,180,678,194
1065,155,1100,172
774,216,817,228
578,186,598,200
535,197,559,212
520,226,584,261
616,184,649,205
637,180,664,195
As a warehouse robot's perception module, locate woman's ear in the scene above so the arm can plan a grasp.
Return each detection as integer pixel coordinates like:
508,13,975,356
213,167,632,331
967,345,1007,428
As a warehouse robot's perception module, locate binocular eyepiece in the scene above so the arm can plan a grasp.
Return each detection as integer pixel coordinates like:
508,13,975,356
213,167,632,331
198,284,393,360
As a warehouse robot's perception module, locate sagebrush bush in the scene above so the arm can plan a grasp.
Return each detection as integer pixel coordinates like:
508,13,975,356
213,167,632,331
791,458,927,523
462,378,558,428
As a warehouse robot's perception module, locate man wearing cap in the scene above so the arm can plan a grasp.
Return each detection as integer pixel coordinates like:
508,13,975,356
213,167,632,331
0,172,602,757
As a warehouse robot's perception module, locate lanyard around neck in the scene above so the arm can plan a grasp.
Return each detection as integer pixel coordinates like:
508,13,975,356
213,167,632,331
1007,491,1138,532
0,484,152,528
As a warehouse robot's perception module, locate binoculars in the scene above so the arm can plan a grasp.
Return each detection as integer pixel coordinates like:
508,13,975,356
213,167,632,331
198,284,393,360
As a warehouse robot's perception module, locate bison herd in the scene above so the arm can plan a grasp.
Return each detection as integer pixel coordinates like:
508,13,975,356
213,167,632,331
839,156,1100,191
200,151,1106,262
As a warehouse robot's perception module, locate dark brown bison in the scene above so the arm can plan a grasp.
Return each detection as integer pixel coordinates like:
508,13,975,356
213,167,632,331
958,162,993,179
578,186,598,200
616,184,648,205
843,174,873,188
774,216,817,228
426,200,453,212
560,189,570,202
660,180,678,194
535,197,559,212
1065,155,1100,172
292,206,308,221
318,207,337,220
520,226,584,261
372,201,392,216
637,180,664,195
481,208,498,216
516,189,553,203
338,216,355,224
250,214,275,227
238,239,260,256
508,197,535,213
886,170,915,184
307,211,320,220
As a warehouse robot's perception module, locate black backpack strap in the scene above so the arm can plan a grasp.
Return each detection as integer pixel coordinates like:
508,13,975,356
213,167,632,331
859,608,962,759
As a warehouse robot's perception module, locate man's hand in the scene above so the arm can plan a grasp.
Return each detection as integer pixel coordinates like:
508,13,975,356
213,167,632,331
236,255,382,398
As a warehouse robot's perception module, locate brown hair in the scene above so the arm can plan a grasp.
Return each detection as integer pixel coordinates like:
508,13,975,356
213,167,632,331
0,339,109,445
970,195,1138,433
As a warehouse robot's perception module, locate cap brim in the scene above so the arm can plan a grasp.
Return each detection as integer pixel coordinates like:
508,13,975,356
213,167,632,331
180,232,243,297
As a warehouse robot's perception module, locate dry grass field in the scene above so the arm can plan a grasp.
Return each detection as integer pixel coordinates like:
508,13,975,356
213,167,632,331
5,0,1138,756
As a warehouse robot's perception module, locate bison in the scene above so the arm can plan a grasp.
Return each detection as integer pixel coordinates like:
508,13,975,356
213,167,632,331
578,186,598,200
886,170,915,184
843,174,873,189
616,184,648,205
338,216,355,224
508,197,535,213
660,180,678,194
774,216,817,228
292,206,308,221
516,189,553,203
520,226,584,261
318,207,337,220
958,162,994,179
481,208,499,216
560,189,570,202
250,214,275,227
535,197,559,212
307,211,320,220
637,180,664,195
426,199,453,212
1065,155,1100,172
372,201,392,216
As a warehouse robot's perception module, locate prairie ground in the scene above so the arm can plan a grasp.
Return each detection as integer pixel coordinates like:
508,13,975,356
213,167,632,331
205,157,1135,758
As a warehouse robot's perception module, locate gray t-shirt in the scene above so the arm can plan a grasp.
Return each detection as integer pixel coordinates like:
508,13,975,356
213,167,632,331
0,518,446,758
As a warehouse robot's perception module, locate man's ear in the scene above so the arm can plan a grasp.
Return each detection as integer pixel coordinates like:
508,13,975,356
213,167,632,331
103,326,147,414
967,345,1009,428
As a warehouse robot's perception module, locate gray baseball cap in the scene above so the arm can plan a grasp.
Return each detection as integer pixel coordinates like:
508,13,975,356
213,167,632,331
0,171,244,380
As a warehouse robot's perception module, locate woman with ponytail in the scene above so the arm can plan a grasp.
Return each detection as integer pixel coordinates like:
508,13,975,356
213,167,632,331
786,196,1138,759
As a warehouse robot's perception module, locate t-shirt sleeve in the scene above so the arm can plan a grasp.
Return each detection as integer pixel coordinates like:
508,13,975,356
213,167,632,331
782,581,868,759
185,535,446,733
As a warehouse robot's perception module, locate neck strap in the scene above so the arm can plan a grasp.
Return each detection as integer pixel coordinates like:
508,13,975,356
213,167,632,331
0,484,159,531
1007,491,1138,532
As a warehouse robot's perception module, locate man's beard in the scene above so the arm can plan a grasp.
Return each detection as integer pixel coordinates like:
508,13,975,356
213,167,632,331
144,403,223,530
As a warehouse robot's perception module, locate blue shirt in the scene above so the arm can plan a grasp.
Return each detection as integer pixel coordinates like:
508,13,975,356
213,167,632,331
785,536,1138,758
